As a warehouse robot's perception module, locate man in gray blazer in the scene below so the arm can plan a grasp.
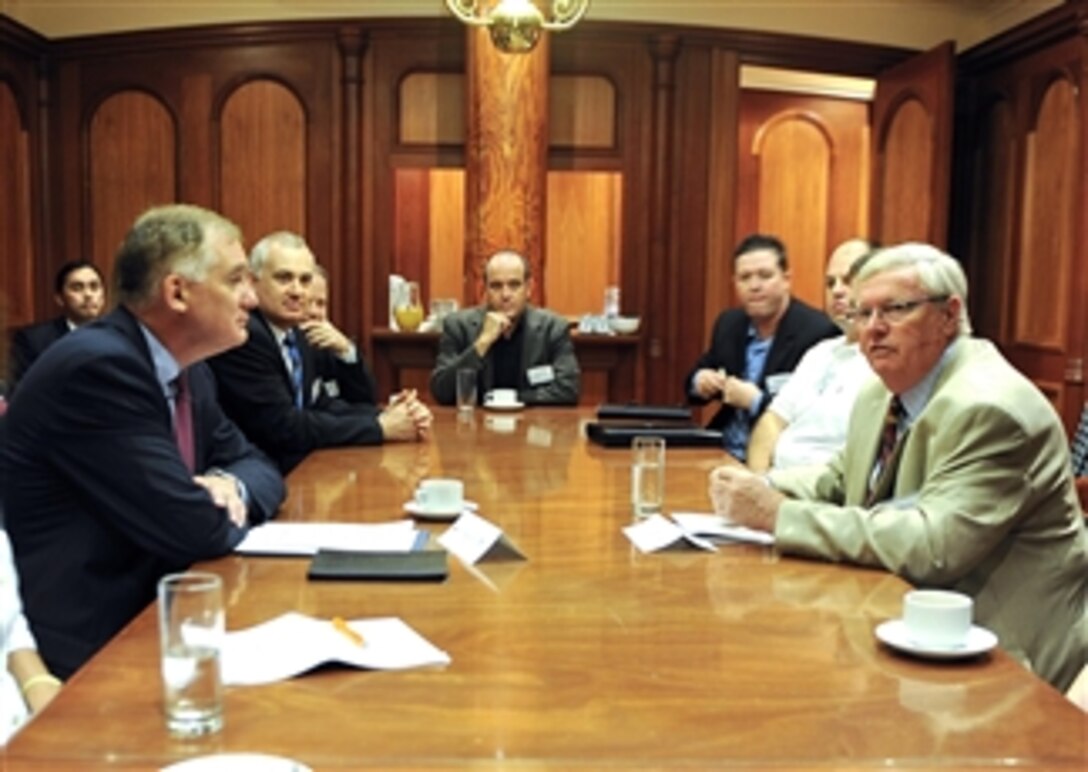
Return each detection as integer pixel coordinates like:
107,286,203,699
708,242,1087,691
430,250,580,406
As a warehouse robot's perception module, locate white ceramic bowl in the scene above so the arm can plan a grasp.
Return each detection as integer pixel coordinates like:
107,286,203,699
608,316,641,334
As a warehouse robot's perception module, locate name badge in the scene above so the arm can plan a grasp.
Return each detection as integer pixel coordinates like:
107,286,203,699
526,364,555,386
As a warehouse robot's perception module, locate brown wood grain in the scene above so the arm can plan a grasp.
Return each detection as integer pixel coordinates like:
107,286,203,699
88,91,176,273
219,79,306,244
4,409,1085,769
0,81,35,330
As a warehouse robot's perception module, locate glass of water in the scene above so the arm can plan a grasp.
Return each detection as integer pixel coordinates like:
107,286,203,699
631,436,665,518
158,572,224,737
456,368,477,414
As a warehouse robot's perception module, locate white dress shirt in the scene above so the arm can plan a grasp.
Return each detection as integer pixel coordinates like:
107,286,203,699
767,336,874,470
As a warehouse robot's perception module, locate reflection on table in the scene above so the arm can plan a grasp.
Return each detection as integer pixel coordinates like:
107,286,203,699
4,408,1084,770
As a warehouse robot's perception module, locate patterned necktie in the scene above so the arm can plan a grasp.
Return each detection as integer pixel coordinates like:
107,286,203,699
173,371,195,473
283,330,304,408
866,396,905,504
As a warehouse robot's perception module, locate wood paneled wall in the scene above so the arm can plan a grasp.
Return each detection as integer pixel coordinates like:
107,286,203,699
957,6,1087,431
736,91,870,310
1,14,922,406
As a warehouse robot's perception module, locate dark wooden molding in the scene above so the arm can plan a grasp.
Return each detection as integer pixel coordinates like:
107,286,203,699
959,0,1086,74
0,13,49,58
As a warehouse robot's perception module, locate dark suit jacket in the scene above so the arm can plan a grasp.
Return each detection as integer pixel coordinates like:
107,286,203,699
1,307,285,678
430,306,580,406
686,297,838,430
8,316,70,393
208,310,384,473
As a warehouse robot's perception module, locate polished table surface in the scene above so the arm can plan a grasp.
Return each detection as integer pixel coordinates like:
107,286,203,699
5,409,1086,769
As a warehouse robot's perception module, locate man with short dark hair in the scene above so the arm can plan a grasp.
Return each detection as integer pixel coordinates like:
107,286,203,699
709,242,1087,691
9,260,106,392
430,250,580,406
686,234,838,460
3,204,285,679
210,232,430,473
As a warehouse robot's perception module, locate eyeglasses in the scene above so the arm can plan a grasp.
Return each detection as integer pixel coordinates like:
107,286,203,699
846,295,949,325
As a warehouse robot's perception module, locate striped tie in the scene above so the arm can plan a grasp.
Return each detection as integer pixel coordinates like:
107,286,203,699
283,330,304,408
866,396,904,505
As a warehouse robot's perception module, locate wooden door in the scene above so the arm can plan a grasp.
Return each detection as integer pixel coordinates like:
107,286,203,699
735,91,870,310
870,41,954,247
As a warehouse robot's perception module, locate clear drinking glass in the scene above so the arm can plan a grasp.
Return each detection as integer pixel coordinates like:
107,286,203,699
158,572,225,737
631,436,665,519
456,368,477,413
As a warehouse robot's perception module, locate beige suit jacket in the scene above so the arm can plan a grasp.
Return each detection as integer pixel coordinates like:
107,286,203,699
769,338,1087,691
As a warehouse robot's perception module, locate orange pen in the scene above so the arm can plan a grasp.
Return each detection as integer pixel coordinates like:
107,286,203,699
332,616,365,646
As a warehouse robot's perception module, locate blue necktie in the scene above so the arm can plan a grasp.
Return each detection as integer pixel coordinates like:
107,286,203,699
283,330,304,408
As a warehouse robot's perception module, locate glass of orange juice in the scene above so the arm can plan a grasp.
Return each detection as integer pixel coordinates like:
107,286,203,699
394,281,424,332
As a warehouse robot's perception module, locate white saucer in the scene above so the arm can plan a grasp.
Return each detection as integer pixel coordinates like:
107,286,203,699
403,499,479,521
875,619,998,660
161,754,311,772
484,401,524,412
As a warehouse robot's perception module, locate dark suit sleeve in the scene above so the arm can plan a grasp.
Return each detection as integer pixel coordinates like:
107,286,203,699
209,325,383,472
9,322,63,394
315,347,379,405
521,314,580,405
43,354,249,563
685,311,741,406
430,312,485,406
189,363,285,524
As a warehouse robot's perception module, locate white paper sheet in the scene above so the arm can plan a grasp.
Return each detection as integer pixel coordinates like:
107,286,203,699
622,514,718,553
670,512,776,546
235,520,422,556
220,612,451,686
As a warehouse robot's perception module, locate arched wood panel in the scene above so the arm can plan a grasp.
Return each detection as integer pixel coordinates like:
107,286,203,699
875,98,933,245
88,90,176,272
735,90,870,312
870,42,953,248
967,99,1016,344
219,79,306,245
1015,77,1076,350
752,114,831,306
0,81,34,332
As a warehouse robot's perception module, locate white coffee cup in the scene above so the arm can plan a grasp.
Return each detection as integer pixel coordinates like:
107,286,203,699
485,388,518,406
415,478,464,511
902,589,973,648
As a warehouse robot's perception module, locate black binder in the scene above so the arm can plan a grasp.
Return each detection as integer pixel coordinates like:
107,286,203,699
307,550,449,581
596,404,693,421
585,422,723,448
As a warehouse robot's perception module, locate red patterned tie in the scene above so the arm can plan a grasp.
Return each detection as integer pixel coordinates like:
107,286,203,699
173,371,196,474
866,396,904,505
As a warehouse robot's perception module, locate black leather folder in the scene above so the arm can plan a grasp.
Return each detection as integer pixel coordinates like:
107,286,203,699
596,404,693,421
585,422,723,448
307,550,449,581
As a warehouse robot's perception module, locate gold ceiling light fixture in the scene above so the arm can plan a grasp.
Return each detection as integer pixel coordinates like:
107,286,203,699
444,0,591,54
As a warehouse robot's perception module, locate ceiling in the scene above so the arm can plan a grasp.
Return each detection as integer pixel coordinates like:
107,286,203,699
0,0,1065,50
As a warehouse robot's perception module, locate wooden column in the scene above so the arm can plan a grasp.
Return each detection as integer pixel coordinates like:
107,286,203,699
338,27,367,338
464,26,549,304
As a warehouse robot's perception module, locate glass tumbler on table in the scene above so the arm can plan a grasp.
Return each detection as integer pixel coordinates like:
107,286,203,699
158,572,225,737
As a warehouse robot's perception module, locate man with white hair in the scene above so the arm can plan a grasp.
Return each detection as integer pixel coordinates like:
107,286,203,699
3,204,285,678
708,242,1087,691
210,231,431,473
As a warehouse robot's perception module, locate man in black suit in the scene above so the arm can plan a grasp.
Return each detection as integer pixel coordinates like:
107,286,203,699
8,260,106,392
686,234,838,461
209,232,431,474
2,204,285,679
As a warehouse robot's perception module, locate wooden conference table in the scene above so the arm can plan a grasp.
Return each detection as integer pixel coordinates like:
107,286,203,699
5,408,1085,770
